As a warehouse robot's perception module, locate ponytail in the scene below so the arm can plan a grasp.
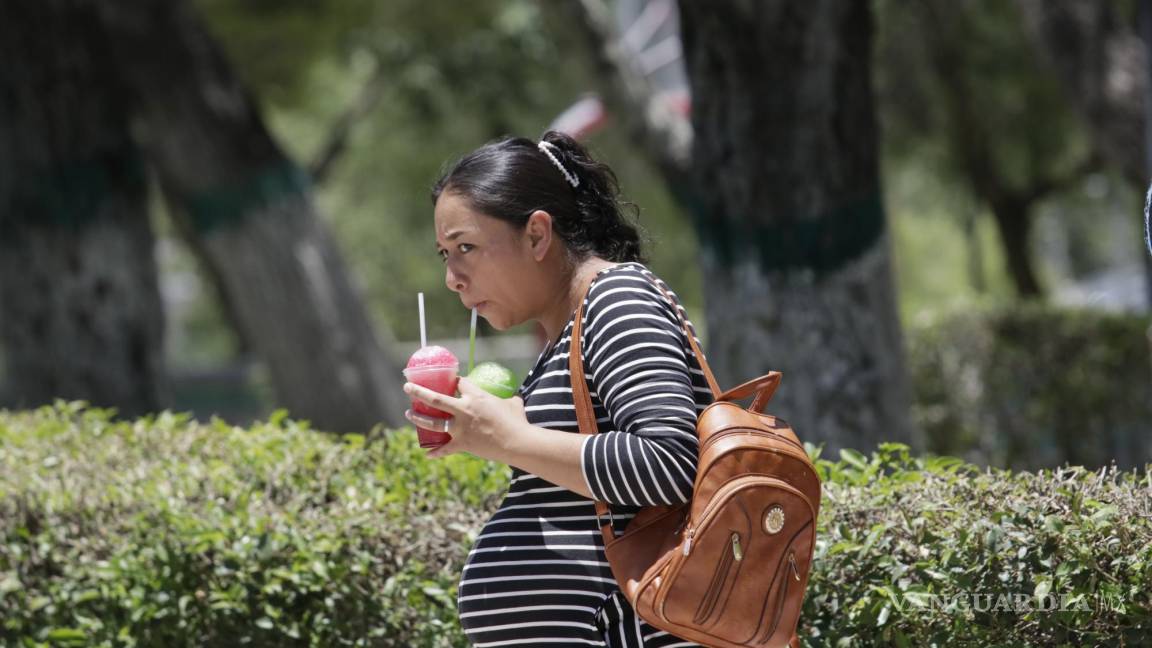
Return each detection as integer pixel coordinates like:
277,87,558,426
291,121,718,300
538,131,647,264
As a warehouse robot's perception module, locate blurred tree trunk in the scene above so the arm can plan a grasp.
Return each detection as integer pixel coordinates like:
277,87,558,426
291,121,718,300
98,0,408,432
555,0,913,452
0,0,169,417
1014,0,1145,188
988,196,1042,297
1015,0,1152,306
963,206,988,294
878,0,1103,301
677,1,911,452
919,1,1052,299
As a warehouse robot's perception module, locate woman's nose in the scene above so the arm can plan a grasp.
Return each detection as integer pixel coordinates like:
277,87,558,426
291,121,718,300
445,265,466,293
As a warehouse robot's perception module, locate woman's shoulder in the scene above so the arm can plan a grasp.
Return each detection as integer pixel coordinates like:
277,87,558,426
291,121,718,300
587,261,660,297
584,262,681,324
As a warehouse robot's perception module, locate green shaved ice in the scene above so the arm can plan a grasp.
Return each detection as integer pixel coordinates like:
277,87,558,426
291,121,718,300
467,362,518,399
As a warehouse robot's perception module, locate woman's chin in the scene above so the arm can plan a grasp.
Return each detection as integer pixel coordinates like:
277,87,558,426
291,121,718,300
481,311,519,332
480,313,508,331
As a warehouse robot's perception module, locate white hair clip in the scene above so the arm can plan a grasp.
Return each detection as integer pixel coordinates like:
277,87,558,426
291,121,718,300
538,141,580,188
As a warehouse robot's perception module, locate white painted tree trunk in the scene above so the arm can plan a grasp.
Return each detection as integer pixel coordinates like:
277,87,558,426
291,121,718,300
700,243,912,453
0,0,168,417
98,0,408,431
195,198,408,432
680,0,914,453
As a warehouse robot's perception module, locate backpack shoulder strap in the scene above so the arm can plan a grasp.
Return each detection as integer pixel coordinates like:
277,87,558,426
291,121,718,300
638,274,722,397
568,278,617,544
568,268,718,542
569,270,719,436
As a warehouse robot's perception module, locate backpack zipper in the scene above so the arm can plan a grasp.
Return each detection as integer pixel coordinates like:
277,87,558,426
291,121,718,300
700,427,808,459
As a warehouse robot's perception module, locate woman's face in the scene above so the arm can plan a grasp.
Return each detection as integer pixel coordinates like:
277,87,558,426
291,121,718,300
433,192,547,330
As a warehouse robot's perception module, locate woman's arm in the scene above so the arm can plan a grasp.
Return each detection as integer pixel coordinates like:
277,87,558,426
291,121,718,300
481,404,595,499
578,273,700,507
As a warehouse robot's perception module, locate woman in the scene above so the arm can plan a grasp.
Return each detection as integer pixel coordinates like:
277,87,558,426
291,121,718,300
404,131,712,647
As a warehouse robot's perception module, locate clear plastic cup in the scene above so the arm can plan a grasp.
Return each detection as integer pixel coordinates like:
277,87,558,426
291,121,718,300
403,363,458,449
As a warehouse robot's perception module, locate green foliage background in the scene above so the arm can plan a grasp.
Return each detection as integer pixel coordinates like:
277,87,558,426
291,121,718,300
176,0,698,357
909,305,1152,471
163,0,1146,374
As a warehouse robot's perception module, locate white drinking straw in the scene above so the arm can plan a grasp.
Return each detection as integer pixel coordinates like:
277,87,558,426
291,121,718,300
468,307,478,373
418,292,427,349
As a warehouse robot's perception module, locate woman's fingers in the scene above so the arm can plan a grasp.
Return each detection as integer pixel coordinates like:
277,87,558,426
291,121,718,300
403,382,460,414
404,409,450,432
456,377,482,395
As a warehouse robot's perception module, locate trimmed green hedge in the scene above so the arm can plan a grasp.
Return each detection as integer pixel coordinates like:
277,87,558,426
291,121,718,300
805,444,1151,646
2,404,1150,646
908,304,1152,470
0,403,505,647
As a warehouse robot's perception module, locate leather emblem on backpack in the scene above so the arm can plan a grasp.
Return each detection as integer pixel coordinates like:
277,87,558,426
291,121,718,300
764,505,786,534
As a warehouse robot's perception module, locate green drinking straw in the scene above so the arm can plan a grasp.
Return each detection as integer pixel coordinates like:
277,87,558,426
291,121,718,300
468,306,478,373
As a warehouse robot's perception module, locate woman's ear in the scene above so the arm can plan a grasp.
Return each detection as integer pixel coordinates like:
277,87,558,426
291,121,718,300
524,210,554,261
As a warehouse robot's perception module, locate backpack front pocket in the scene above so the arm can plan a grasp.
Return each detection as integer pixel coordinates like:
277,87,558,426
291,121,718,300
692,529,742,624
659,475,816,644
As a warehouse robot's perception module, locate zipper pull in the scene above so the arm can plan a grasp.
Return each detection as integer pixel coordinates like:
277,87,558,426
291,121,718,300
683,529,695,556
731,533,743,561
788,552,801,581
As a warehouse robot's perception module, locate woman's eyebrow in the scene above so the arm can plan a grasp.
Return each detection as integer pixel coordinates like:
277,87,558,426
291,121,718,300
436,230,469,250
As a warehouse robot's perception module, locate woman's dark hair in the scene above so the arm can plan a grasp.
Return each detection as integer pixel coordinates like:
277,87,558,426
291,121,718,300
431,130,647,264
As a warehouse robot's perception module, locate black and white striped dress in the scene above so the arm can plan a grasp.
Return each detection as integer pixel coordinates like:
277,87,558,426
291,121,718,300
458,262,713,647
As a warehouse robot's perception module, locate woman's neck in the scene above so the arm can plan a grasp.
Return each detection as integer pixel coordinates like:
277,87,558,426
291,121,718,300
538,257,618,344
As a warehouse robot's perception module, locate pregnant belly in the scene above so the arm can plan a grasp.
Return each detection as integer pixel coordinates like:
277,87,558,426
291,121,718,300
458,500,617,641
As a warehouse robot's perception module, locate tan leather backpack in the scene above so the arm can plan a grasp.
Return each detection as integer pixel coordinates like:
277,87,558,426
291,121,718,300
570,278,820,648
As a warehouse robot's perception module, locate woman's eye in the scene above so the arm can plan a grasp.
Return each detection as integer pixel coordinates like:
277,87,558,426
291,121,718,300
438,244,471,263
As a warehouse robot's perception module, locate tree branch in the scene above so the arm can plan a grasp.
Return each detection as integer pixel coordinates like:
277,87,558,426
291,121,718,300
919,2,1000,203
922,1,1100,209
309,60,391,186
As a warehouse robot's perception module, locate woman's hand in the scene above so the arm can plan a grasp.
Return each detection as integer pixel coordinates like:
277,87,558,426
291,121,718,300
403,377,529,460
405,377,594,498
